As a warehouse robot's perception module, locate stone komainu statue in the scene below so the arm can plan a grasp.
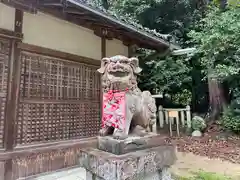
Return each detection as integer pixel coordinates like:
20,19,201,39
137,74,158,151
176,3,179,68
97,55,156,139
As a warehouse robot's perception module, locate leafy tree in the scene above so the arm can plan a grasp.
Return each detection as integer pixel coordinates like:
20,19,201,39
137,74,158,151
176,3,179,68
189,5,240,98
112,0,201,44
143,55,192,106
221,98,240,134
188,4,240,119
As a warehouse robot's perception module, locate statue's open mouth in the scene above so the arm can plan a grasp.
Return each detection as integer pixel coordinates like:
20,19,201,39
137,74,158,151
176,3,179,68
109,71,129,77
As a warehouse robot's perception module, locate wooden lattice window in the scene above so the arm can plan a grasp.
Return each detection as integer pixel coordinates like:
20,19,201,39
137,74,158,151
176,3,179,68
0,37,10,147
16,52,101,145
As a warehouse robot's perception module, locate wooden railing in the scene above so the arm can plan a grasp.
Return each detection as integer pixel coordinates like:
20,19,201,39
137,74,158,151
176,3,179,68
152,105,191,136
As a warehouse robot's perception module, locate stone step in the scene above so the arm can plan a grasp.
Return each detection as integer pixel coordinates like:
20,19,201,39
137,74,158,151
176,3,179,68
19,167,86,180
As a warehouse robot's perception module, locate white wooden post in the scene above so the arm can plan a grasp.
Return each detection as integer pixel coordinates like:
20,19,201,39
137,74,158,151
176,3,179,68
159,106,164,128
152,113,157,133
164,110,169,124
171,114,174,125
176,113,180,136
169,117,173,136
186,105,191,128
180,111,185,127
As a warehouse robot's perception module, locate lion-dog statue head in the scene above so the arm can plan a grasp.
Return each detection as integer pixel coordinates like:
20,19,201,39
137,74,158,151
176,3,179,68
97,55,142,92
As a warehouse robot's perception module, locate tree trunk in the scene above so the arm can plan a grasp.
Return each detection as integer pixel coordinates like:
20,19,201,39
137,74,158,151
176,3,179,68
208,75,227,121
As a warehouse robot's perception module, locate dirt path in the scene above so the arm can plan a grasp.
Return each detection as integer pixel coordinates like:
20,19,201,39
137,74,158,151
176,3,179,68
171,152,240,179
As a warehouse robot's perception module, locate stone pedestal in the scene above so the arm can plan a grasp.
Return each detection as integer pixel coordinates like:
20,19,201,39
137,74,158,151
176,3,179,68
79,135,176,180
98,133,168,155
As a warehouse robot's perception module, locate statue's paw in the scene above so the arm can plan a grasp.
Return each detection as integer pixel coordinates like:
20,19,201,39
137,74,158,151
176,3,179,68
99,127,109,136
132,125,148,137
99,129,105,136
113,130,127,140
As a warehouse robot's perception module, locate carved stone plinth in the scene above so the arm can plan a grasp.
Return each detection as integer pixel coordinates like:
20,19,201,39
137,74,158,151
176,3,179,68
78,145,176,180
98,133,168,155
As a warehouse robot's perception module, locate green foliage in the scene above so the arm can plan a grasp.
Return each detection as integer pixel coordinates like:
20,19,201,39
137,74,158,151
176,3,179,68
112,0,201,43
193,171,232,180
189,6,240,71
148,56,191,91
138,54,192,105
192,116,206,131
221,98,240,133
189,5,240,98
176,171,232,180
172,89,192,106
189,3,240,132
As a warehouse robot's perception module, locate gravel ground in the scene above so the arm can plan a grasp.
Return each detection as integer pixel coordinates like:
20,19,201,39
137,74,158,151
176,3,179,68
163,132,240,179
171,151,240,180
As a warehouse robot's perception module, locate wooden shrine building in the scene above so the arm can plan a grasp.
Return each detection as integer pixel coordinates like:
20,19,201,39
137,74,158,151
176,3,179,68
0,0,179,179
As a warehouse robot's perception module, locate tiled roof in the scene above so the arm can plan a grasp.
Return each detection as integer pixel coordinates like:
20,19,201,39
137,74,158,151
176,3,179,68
68,0,180,50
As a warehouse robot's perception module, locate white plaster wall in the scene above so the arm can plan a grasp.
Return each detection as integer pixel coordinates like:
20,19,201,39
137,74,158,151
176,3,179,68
22,12,102,60
0,3,15,31
106,38,128,57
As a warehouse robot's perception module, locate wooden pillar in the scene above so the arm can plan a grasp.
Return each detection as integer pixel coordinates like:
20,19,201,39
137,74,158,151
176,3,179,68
101,37,106,58
128,45,133,57
100,36,106,125
4,9,23,180
128,44,137,57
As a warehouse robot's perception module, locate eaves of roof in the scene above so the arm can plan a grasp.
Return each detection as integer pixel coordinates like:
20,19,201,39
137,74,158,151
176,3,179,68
67,0,181,50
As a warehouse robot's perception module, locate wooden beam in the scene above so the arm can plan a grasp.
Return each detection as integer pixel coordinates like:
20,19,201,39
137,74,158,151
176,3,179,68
64,10,87,15
66,13,116,29
69,15,100,22
0,28,23,40
122,37,134,46
94,27,114,40
0,137,97,161
1,0,37,13
63,6,91,15
37,0,63,7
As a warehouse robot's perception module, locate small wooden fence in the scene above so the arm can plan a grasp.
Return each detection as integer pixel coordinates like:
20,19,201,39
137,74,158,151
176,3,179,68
152,105,191,136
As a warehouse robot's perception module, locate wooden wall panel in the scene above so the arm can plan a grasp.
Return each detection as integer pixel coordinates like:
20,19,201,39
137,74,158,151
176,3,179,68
16,51,101,145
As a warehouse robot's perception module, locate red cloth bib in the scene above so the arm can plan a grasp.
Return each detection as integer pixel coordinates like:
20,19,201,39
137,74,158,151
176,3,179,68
101,91,126,130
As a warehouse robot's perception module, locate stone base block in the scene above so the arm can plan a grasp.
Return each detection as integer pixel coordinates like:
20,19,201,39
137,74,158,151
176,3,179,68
79,145,176,180
86,168,172,180
98,133,168,155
